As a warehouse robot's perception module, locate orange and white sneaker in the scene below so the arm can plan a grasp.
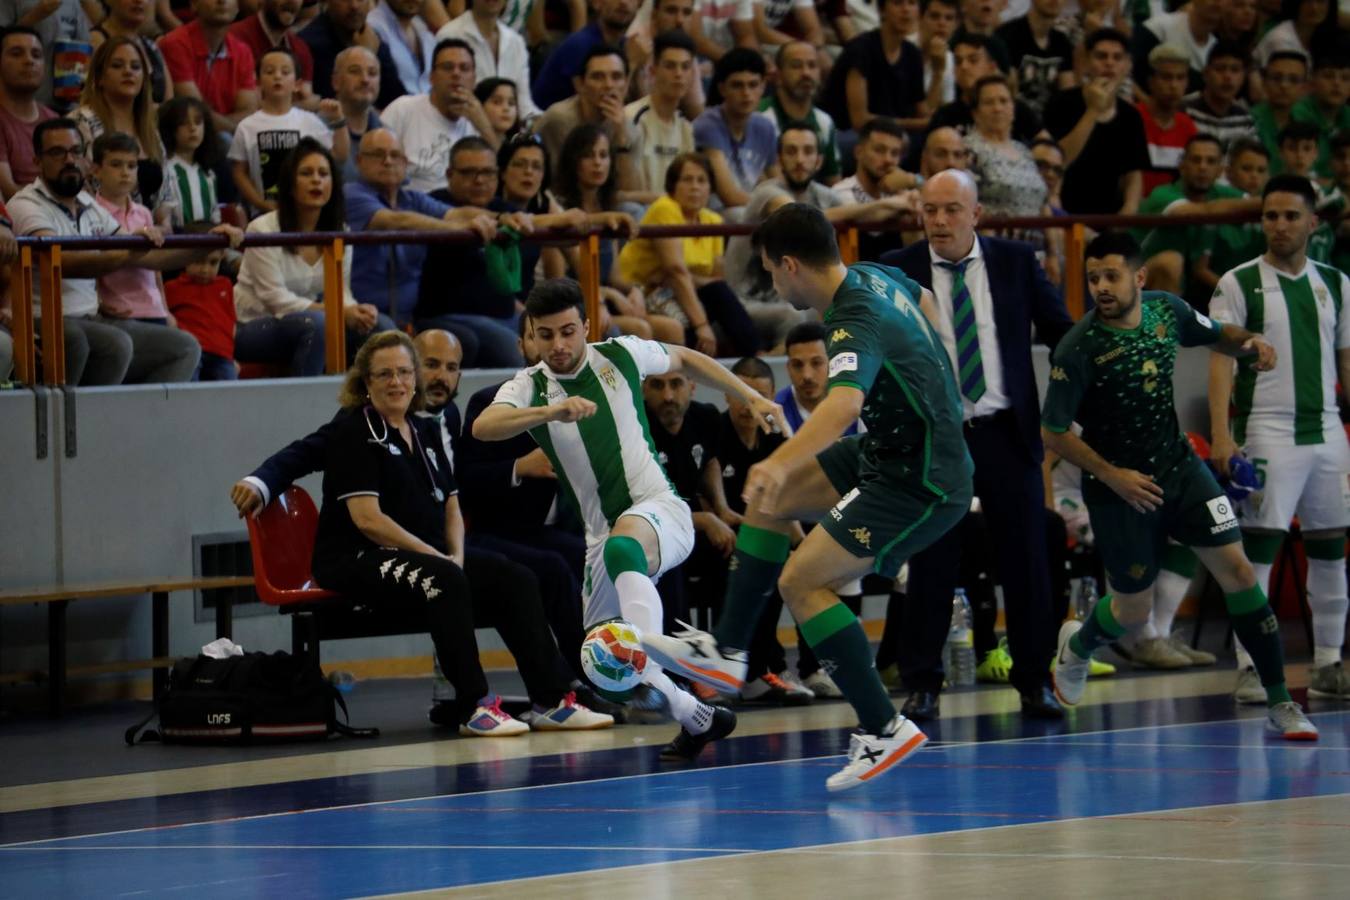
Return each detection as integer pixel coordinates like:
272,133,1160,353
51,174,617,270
1266,701,1319,741
642,621,748,694
459,696,529,737
826,715,928,792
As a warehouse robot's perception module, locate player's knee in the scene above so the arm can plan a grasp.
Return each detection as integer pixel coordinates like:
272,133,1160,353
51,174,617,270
1223,556,1258,591
777,560,810,608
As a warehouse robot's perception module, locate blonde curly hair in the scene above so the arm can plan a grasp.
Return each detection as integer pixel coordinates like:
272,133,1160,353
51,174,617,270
338,331,426,412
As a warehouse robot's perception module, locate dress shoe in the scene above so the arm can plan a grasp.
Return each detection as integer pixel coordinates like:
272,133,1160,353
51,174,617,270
1020,684,1065,719
900,690,940,721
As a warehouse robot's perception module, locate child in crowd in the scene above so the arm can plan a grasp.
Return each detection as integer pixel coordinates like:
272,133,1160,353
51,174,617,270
229,48,347,214
1277,121,1342,263
1328,132,1350,272
165,246,237,381
92,132,173,326
159,95,223,229
475,77,521,145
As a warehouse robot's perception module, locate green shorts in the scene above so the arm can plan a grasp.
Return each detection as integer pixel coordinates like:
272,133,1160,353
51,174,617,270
816,436,972,579
1087,455,1240,593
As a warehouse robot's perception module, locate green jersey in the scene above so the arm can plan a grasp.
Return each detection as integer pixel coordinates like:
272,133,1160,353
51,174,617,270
1137,181,1246,262
759,96,842,181
1042,291,1223,494
1290,96,1350,180
824,263,973,498
1310,183,1345,266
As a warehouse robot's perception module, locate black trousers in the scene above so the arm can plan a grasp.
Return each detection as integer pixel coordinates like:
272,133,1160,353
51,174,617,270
901,411,1055,695
316,546,571,721
470,530,586,679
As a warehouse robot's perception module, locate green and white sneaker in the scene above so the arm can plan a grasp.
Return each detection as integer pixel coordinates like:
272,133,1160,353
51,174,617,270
1308,661,1350,699
1233,666,1266,705
1266,701,1319,741
1052,620,1090,707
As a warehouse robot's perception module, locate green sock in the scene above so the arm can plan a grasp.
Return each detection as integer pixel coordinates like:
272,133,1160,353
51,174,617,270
1226,585,1292,707
1069,595,1125,659
713,525,791,650
800,602,896,734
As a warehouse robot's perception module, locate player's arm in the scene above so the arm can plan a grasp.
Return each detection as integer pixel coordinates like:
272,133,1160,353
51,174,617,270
1212,322,1275,369
664,344,786,434
472,398,597,441
1040,426,1163,514
743,384,863,513
1208,351,1238,476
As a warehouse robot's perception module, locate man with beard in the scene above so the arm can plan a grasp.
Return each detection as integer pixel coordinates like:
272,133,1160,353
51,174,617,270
160,0,260,135
759,41,841,185
473,278,786,760
724,123,914,348
230,0,318,108
642,203,972,791
367,0,436,97
299,0,405,110
8,118,242,384
833,117,917,260
1042,230,1318,742
531,0,639,110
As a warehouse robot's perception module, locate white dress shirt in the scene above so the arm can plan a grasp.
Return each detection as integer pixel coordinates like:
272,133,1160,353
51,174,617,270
368,1,436,95
437,12,541,119
927,238,1010,420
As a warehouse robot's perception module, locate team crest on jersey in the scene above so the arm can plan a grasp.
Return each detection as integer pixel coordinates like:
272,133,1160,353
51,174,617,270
830,328,853,344
849,527,872,549
1050,366,1069,381
598,366,619,390
1155,323,1167,340
1316,286,1329,307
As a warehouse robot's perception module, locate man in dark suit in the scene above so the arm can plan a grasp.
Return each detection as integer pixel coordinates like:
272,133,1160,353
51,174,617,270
880,168,1074,720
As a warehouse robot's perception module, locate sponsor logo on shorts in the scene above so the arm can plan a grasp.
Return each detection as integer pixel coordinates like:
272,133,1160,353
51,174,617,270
830,487,860,521
849,527,873,549
1206,496,1239,534
829,352,859,377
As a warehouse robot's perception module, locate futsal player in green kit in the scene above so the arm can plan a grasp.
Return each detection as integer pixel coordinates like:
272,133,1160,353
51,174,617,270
1043,232,1319,741
644,203,976,791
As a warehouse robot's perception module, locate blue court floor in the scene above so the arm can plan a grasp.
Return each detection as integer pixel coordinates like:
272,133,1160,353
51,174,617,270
1,685,1347,898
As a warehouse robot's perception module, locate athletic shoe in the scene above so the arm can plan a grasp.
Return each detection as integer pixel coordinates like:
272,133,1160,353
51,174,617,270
1233,666,1266,705
1266,701,1319,741
659,705,737,761
1164,632,1216,665
1052,620,1090,707
802,669,844,698
530,692,615,731
1308,661,1350,699
826,714,928,792
741,672,813,706
1130,636,1193,669
571,683,628,724
642,621,748,694
778,669,817,699
976,637,1012,683
1088,658,1117,678
459,696,530,737
691,680,734,705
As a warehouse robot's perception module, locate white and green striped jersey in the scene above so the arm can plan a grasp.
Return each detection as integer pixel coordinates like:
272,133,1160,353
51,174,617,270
492,336,677,539
1210,256,1350,446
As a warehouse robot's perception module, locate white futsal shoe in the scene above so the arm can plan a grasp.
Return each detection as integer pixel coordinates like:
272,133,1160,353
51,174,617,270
826,715,929,792
1266,701,1319,741
642,621,749,694
1052,620,1090,707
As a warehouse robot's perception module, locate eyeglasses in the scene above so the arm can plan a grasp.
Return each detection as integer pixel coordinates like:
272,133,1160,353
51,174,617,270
41,145,85,161
453,167,499,180
370,367,416,383
360,149,406,163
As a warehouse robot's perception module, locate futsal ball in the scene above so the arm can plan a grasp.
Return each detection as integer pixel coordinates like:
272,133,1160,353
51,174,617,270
580,620,647,699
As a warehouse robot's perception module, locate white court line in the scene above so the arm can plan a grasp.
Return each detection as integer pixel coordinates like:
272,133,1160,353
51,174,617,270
1019,741,1350,751
357,792,1350,899
785,847,1350,869
0,844,753,854
4,709,1346,850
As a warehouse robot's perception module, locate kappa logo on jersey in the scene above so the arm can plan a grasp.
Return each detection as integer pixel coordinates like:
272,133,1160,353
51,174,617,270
598,366,619,390
1206,496,1239,534
829,352,858,377
1050,366,1069,381
830,328,853,344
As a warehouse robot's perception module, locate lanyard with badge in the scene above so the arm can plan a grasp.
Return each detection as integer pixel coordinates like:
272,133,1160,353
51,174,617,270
363,405,446,503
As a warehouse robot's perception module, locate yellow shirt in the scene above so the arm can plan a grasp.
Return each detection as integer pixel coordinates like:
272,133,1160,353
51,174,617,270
617,194,724,287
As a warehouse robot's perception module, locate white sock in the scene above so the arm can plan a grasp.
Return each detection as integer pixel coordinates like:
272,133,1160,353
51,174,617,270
615,570,664,638
1234,638,1254,671
1151,568,1189,638
643,667,712,733
1307,557,1348,668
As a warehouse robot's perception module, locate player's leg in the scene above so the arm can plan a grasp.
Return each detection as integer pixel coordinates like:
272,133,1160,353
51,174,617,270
1295,439,1350,698
1125,543,1201,669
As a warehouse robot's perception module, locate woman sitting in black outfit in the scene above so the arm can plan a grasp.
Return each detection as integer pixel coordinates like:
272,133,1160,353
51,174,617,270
312,331,613,736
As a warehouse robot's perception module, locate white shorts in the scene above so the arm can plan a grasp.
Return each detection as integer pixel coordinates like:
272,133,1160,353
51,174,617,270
1240,439,1350,532
582,492,695,627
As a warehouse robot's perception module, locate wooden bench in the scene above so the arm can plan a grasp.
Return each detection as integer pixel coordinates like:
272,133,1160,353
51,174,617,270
0,575,254,715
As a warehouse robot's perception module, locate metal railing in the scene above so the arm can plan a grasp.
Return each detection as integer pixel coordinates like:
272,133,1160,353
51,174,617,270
6,210,1261,387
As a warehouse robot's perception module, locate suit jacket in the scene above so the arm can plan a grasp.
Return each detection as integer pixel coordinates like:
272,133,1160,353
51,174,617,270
248,404,462,502
880,236,1072,463
456,382,561,533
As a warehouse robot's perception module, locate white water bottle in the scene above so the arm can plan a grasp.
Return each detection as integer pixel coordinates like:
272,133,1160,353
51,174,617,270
1075,576,1099,622
945,589,976,687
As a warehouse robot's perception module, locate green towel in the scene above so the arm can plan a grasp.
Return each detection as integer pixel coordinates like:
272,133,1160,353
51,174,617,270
484,224,522,296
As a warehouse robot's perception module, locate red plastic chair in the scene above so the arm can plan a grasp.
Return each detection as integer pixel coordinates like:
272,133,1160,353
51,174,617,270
245,486,340,607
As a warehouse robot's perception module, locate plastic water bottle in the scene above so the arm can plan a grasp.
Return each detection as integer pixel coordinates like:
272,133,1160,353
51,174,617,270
945,589,976,687
328,671,357,694
1075,577,1099,622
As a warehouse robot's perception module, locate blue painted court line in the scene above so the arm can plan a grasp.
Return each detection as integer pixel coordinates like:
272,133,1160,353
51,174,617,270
0,690,1283,845
1,713,1346,898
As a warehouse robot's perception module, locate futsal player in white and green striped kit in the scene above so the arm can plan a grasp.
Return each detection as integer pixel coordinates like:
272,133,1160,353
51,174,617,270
472,279,788,761
1209,174,1350,703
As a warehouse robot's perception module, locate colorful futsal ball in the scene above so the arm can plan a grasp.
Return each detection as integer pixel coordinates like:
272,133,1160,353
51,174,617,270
580,620,647,699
